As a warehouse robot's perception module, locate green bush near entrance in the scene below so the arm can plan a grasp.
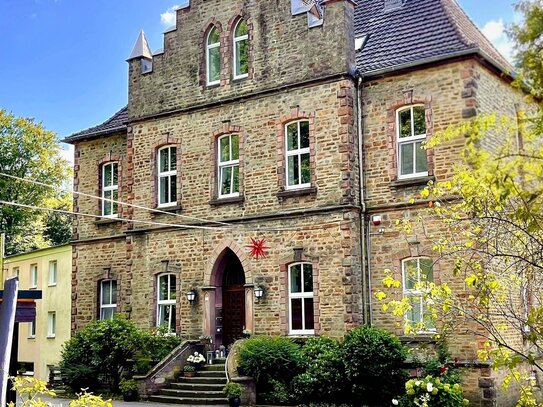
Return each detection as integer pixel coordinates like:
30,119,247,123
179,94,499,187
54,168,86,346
60,317,181,393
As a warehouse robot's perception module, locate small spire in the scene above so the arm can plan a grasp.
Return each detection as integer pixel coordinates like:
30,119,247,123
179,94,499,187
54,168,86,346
127,30,153,61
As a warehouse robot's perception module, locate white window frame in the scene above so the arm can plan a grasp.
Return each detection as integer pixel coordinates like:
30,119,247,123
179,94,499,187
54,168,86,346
402,257,436,333
48,260,57,286
288,262,315,335
217,134,240,198
285,120,311,190
100,280,117,320
47,312,56,338
233,20,249,80
206,28,221,86
396,105,428,180
30,264,38,289
101,162,119,217
28,319,36,339
157,146,178,208
157,273,176,333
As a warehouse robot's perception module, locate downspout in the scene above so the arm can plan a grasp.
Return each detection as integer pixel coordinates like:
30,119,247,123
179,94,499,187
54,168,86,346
356,75,371,325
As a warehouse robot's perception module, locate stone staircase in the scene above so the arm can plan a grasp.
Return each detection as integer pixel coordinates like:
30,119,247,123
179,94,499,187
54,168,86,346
149,359,228,405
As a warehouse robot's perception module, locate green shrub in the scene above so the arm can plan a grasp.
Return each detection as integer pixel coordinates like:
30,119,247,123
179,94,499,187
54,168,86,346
60,317,181,393
223,382,242,399
293,337,347,404
237,336,303,401
421,344,461,385
343,326,408,406
261,379,292,405
398,376,469,406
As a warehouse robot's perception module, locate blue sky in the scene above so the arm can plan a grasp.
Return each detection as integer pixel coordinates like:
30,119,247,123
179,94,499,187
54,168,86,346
0,0,519,158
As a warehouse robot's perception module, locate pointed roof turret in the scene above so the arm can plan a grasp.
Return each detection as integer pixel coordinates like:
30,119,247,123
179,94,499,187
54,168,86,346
127,30,153,61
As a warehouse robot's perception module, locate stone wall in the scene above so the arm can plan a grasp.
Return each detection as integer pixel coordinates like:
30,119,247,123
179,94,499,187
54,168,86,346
127,0,355,120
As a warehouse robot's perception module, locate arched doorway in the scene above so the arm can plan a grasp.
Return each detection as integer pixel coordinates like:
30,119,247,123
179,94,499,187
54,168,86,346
222,250,246,346
205,247,249,348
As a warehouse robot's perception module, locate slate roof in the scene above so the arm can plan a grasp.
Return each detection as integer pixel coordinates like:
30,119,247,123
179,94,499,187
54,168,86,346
67,0,512,141
63,106,127,143
354,0,513,76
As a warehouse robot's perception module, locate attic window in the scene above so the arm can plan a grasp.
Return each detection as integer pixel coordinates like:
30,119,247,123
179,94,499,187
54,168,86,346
384,0,404,11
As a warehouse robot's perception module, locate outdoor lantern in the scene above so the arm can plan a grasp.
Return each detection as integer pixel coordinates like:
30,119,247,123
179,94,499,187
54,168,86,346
254,285,264,301
186,289,196,304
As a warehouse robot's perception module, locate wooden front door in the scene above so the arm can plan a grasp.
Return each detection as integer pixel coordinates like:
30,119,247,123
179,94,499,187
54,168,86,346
223,284,245,347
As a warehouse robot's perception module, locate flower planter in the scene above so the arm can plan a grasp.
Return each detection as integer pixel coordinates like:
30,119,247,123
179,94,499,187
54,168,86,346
122,390,139,402
228,397,241,407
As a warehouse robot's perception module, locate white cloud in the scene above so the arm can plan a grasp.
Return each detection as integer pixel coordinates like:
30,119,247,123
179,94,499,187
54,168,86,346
160,2,189,27
481,19,515,63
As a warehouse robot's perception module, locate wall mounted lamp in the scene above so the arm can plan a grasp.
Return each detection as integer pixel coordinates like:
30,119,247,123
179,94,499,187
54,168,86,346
186,289,196,304
254,285,264,302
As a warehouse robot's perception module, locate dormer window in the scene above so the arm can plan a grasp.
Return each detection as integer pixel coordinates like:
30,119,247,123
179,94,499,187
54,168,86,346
233,20,248,79
207,27,221,86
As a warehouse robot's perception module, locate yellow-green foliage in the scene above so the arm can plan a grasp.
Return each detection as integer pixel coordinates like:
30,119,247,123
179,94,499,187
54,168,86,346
7,377,112,407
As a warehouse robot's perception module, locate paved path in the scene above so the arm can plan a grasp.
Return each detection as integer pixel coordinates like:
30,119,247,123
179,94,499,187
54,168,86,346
30,396,195,407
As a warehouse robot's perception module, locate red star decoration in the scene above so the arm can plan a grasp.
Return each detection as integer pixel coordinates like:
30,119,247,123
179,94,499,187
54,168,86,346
246,237,270,260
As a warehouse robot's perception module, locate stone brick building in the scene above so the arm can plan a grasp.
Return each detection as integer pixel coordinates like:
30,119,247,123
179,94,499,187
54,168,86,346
65,0,527,405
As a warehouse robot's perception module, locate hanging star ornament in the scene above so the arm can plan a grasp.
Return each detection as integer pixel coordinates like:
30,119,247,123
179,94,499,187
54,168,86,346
246,237,270,260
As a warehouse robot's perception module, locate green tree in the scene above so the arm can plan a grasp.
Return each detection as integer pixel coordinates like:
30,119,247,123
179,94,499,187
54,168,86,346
0,109,70,255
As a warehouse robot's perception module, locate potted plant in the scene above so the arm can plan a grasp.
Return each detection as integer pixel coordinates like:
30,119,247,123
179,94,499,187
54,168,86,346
187,351,206,369
119,378,139,402
199,334,213,344
223,382,242,407
183,364,196,377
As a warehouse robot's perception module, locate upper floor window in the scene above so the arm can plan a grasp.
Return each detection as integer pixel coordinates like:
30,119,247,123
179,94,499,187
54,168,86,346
28,318,36,339
47,311,56,338
157,273,176,333
402,257,435,332
397,106,428,179
48,261,57,286
207,27,221,86
218,134,240,198
102,162,118,217
233,20,248,79
288,262,314,335
158,146,177,207
285,120,311,189
100,279,117,320
30,264,38,289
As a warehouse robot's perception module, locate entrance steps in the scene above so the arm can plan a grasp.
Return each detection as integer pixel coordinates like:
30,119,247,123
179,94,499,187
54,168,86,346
149,359,228,406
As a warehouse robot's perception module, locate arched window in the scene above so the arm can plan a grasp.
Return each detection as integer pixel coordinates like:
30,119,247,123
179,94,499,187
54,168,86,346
99,279,117,320
101,162,118,216
233,20,248,79
157,273,176,333
217,134,240,197
402,257,435,331
157,146,177,207
285,120,311,189
207,27,221,85
396,105,428,179
288,262,314,335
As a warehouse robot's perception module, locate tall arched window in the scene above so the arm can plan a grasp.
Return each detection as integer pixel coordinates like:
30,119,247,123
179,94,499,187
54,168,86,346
288,262,314,335
157,146,177,207
218,134,240,197
396,105,428,179
207,27,221,86
157,273,176,333
402,257,435,332
285,120,311,189
233,20,248,79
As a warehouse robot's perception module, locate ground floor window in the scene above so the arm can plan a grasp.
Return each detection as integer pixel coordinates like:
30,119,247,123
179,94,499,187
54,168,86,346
157,273,176,332
402,257,435,331
100,279,117,320
288,262,314,335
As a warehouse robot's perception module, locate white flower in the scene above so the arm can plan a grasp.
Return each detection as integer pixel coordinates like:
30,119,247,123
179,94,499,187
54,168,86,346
426,382,433,392
415,380,421,387
392,399,399,405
